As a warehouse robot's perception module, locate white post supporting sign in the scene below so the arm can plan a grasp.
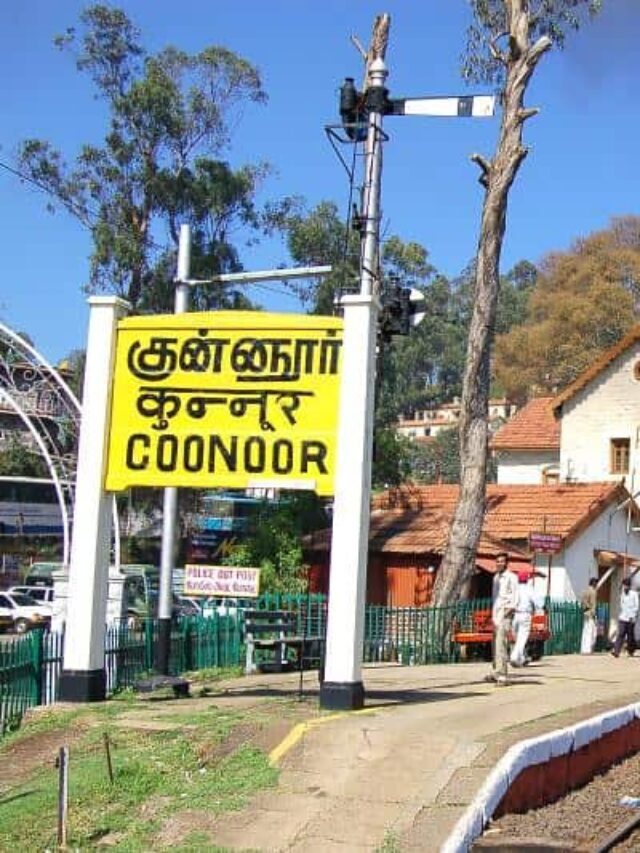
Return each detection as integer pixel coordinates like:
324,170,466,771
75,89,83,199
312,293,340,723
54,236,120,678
59,296,129,702
320,294,379,709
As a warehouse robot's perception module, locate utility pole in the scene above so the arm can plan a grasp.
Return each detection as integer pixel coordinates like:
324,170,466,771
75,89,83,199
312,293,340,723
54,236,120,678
155,224,191,675
319,57,387,711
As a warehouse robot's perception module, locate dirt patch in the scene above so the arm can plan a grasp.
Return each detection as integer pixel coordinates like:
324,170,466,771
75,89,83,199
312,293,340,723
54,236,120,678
0,710,90,794
114,715,198,732
194,704,315,766
156,808,219,848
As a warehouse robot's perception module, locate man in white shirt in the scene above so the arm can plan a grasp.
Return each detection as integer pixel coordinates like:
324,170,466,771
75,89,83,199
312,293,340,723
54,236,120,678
510,571,537,667
612,577,639,657
486,552,519,685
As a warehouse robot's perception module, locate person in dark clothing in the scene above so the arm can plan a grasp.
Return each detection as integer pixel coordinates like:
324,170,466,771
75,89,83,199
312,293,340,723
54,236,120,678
612,577,639,657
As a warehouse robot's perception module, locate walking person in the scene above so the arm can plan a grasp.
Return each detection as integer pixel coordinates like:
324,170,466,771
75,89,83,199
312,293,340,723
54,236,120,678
580,577,598,654
510,571,536,667
611,577,639,658
485,552,518,686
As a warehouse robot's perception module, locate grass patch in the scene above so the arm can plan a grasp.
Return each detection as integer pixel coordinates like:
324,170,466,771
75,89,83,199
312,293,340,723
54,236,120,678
0,702,279,851
0,706,83,748
173,832,231,852
185,665,244,684
377,830,402,852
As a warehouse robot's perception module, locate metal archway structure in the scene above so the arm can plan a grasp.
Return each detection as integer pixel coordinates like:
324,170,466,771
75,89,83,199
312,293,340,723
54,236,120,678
0,321,119,566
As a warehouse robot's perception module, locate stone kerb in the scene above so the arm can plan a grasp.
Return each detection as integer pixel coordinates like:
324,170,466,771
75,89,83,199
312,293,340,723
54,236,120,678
441,702,640,853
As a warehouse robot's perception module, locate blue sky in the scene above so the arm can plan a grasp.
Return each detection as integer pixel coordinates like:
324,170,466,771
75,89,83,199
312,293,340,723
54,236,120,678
1,1,639,365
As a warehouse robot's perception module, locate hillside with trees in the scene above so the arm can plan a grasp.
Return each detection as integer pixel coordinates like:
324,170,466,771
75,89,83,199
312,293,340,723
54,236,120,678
493,215,640,402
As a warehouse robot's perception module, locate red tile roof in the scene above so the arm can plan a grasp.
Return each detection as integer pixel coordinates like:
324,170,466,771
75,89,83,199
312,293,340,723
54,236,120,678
306,481,637,558
490,397,560,451
306,481,633,558
371,482,630,546
552,324,640,412
304,502,526,561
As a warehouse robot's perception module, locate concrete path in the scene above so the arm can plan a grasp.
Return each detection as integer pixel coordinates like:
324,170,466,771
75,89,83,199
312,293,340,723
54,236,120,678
208,654,640,852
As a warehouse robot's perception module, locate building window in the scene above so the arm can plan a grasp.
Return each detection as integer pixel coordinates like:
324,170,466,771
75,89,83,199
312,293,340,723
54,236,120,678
610,438,630,475
542,468,560,485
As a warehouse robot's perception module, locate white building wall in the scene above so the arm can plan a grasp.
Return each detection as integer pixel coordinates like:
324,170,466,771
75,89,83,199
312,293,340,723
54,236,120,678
557,505,640,606
560,343,640,485
496,450,559,485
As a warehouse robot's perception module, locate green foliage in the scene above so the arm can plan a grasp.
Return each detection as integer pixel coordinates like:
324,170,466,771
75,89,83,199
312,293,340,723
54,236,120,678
494,216,640,401
408,426,461,484
376,258,532,429
59,348,85,401
0,437,48,479
272,200,359,313
404,425,497,484
372,428,413,489
18,4,287,312
463,0,602,84
222,493,328,594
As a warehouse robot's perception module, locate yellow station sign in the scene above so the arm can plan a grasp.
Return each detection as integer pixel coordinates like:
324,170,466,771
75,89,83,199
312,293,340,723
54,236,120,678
104,311,343,496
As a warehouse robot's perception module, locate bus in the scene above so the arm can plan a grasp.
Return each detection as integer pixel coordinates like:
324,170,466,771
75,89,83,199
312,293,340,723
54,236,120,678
186,491,266,564
0,479,63,535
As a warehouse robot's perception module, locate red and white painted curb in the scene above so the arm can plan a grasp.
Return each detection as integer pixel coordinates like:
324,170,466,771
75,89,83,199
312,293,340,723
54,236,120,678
441,702,640,853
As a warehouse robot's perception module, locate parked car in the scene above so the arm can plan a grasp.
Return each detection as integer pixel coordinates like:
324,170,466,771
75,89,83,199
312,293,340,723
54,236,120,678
23,562,63,586
0,591,52,634
200,597,241,618
8,585,55,607
173,596,202,617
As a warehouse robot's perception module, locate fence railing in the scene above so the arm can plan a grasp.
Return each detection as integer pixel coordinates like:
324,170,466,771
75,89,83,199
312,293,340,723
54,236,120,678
0,596,588,737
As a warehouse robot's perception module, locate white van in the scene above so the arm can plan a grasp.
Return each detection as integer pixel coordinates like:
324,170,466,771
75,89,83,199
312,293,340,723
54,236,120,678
8,585,55,607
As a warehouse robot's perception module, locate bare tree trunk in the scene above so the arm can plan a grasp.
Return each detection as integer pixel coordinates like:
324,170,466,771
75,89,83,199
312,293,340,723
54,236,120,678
434,1,551,605
352,13,391,87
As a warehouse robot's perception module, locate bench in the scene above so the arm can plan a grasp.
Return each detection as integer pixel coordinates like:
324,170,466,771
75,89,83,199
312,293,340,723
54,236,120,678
133,674,190,698
452,608,551,661
244,609,324,675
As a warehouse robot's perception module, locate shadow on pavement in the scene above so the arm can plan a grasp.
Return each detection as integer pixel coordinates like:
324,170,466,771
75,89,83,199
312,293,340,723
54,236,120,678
209,683,489,708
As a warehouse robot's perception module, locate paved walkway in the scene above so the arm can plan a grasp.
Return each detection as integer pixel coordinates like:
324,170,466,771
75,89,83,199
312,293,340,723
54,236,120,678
204,654,640,852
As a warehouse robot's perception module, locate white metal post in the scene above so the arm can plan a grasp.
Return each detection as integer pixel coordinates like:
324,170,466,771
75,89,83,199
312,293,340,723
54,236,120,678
59,296,129,702
156,224,191,674
319,58,386,710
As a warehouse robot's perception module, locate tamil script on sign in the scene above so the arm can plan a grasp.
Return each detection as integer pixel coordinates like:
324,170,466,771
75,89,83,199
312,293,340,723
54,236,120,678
104,311,343,495
184,565,260,597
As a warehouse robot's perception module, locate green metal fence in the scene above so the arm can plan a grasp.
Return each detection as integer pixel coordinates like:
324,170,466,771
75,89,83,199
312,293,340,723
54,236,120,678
545,599,583,655
363,601,471,664
103,614,245,690
0,596,588,738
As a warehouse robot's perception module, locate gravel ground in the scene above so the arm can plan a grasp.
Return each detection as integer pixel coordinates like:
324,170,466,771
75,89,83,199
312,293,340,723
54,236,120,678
484,751,640,850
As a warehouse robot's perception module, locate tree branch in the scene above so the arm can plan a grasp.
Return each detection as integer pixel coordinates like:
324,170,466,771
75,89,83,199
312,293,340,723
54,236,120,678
528,34,552,65
350,34,367,62
518,106,540,122
470,152,491,187
489,31,510,65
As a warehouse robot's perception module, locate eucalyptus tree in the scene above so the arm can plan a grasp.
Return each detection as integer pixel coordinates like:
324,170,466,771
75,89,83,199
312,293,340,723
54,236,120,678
17,4,283,313
434,0,602,606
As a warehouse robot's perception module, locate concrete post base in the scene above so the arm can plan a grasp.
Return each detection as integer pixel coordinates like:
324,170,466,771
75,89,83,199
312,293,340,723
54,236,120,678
58,668,106,702
319,680,365,711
